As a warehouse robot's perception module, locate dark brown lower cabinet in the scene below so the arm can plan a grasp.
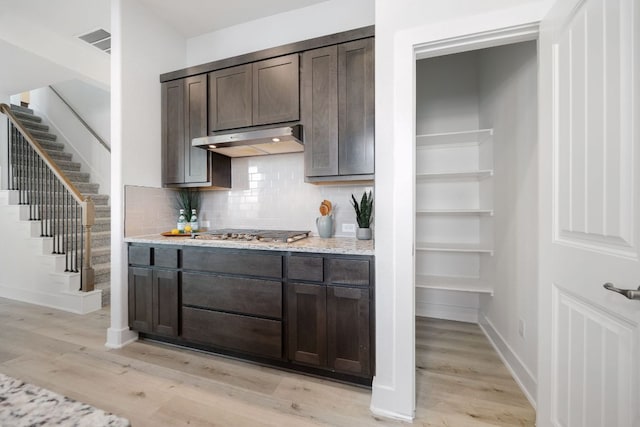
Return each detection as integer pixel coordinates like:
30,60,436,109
287,283,371,378
287,283,327,367
327,286,370,376
128,267,152,333
128,267,179,338
128,244,374,384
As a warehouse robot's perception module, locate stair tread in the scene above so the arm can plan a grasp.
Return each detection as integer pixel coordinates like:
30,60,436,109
10,104,33,113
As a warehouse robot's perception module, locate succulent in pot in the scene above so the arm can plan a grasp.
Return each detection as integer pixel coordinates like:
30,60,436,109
351,191,373,240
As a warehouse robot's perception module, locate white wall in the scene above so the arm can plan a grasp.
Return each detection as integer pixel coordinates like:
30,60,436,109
29,84,111,195
187,0,374,66
416,54,479,134
49,80,111,143
0,10,110,89
108,0,187,348
372,0,551,420
477,41,538,403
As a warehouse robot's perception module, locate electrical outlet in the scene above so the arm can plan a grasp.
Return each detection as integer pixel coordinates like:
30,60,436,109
342,223,356,233
518,319,526,338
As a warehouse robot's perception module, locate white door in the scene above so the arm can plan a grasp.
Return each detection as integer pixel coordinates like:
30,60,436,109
538,0,640,426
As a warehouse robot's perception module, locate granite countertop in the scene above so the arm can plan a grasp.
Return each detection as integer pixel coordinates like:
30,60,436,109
124,234,375,256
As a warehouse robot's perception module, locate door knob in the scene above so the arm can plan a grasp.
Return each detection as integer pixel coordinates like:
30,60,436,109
603,283,640,300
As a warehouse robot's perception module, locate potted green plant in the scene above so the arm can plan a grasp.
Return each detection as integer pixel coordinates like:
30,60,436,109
351,191,373,240
175,188,201,218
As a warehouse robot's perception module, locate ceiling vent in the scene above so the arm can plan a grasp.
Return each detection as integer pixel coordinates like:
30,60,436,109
77,28,111,54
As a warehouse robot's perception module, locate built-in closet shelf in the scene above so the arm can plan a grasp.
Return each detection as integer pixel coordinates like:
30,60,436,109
415,274,494,295
416,128,493,147
415,242,494,255
416,170,493,181
416,209,493,216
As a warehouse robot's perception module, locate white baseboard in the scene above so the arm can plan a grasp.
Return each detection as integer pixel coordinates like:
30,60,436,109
478,315,537,408
0,283,102,314
105,327,138,349
370,378,415,422
416,301,478,323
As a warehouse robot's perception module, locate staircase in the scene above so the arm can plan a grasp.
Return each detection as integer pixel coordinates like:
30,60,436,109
8,104,111,306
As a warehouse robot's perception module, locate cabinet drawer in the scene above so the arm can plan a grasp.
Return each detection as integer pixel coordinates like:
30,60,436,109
182,273,281,319
182,249,282,278
288,256,323,282
129,246,151,266
154,248,179,269
328,258,370,286
182,307,282,359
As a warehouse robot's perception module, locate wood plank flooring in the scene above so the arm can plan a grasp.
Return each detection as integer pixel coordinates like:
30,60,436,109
0,298,535,426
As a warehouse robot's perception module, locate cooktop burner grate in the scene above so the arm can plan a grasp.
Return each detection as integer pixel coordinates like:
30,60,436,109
192,229,311,243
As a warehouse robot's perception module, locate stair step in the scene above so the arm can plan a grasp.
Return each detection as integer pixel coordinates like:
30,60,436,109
93,217,111,232
28,129,57,142
45,150,74,162
54,159,81,171
94,262,110,278
12,111,42,123
87,194,109,206
10,104,34,114
95,206,110,218
92,246,111,264
88,231,110,247
73,182,100,194
21,120,49,133
39,139,65,151
66,171,91,183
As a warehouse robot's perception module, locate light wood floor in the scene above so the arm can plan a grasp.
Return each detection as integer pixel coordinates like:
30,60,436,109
0,298,534,426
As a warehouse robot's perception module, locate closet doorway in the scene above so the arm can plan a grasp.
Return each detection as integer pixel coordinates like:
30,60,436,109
413,34,539,421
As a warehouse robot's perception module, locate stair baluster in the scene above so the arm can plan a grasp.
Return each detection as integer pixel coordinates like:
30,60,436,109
1,104,95,292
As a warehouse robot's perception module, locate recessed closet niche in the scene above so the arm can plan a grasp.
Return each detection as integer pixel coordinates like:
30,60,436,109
415,41,538,324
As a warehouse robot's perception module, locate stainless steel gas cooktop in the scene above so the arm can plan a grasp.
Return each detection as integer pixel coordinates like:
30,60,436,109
191,229,311,243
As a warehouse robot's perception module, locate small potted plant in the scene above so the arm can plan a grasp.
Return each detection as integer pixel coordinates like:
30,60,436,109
351,191,373,240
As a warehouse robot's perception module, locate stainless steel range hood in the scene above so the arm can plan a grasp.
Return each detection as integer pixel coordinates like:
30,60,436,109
192,125,303,158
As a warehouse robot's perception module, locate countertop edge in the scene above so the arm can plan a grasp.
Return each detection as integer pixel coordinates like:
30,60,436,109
124,235,375,256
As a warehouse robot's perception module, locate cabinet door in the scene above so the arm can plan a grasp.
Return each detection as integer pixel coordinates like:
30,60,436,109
253,54,300,125
152,269,179,337
287,283,327,367
183,75,209,183
302,46,338,177
162,80,185,184
208,64,252,131
338,38,374,175
327,286,370,376
128,267,153,333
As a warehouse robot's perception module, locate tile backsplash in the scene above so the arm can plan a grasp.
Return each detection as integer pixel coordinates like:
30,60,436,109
125,153,373,238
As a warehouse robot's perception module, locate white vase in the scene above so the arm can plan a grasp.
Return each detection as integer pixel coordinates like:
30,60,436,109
356,227,372,240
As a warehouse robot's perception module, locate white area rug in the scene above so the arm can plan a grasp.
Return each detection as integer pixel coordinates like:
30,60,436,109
0,372,130,427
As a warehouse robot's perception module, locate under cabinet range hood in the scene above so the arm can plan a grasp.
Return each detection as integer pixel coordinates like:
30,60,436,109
192,125,303,158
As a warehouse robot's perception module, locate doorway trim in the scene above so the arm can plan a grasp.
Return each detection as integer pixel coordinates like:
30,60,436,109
370,9,543,420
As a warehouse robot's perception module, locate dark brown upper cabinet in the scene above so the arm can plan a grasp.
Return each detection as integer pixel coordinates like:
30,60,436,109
208,64,252,131
162,75,231,188
303,37,374,182
209,54,300,133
